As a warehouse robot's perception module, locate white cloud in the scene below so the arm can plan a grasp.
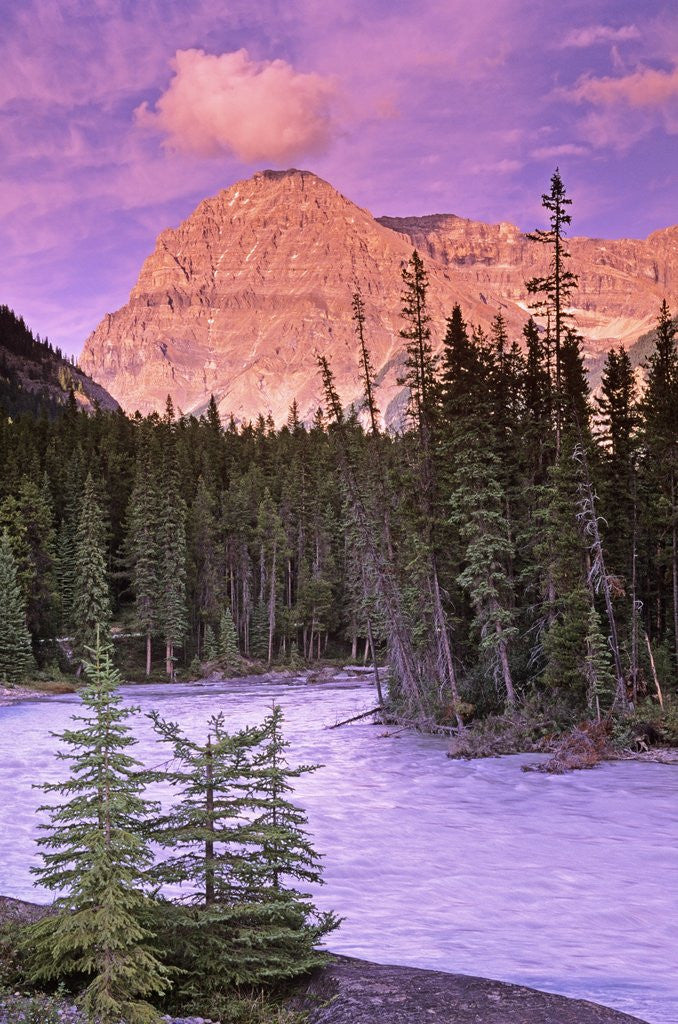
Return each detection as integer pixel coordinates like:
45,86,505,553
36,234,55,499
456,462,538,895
137,48,338,163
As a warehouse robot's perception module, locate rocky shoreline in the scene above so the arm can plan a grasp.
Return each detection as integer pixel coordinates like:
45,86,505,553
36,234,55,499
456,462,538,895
296,956,650,1024
0,955,650,1024
0,899,650,1023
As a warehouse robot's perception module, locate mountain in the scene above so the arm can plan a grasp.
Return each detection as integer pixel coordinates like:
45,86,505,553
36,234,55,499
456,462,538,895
79,170,678,425
0,305,119,417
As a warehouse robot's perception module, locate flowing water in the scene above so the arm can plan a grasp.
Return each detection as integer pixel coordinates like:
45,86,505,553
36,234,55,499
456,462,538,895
0,673,676,1023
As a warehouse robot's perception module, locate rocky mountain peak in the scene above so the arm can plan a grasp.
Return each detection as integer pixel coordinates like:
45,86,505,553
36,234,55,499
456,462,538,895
79,171,678,425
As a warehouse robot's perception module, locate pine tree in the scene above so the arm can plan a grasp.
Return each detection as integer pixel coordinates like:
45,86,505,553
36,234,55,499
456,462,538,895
148,711,335,997
583,605,616,719
203,623,218,662
0,475,58,640
25,633,169,1023
189,474,222,654
397,254,463,724
640,300,678,665
0,529,34,683
256,489,287,664
449,435,518,709
158,419,188,679
538,439,591,702
126,432,161,675
526,169,579,450
247,703,335,899
218,607,240,665
73,473,111,653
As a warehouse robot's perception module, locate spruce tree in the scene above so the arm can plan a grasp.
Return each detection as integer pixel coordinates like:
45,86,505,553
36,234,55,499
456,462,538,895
126,433,161,675
25,633,169,1023
72,473,112,653
157,422,188,679
583,605,616,719
148,711,335,997
218,606,240,665
203,623,218,662
526,169,578,450
0,529,34,683
640,300,678,665
449,435,518,709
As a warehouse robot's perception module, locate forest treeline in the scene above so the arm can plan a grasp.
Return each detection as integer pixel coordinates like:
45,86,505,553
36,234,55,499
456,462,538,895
0,172,676,728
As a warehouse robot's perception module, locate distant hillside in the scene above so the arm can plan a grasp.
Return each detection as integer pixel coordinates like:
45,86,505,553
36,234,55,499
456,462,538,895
0,306,119,417
627,314,678,369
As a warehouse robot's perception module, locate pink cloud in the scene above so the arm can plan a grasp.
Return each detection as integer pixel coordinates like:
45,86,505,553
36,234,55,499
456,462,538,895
570,64,678,111
561,24,640,48
137,48,338,163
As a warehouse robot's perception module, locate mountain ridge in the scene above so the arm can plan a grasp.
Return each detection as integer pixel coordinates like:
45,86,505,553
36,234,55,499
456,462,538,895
79,169,678,424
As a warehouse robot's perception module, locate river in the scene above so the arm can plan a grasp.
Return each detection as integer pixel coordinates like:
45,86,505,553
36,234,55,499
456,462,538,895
0,672,675,1024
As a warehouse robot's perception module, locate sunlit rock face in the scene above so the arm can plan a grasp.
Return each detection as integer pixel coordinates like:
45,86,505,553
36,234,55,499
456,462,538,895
80,169,678,425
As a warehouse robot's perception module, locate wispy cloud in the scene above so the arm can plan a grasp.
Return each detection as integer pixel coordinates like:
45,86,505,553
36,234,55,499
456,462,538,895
570,64,678,111
532,143,589,159
137,48,338,162
561,24,640,48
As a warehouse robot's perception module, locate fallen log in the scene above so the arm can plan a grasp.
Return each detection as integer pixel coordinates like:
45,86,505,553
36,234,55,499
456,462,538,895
327,706,383,729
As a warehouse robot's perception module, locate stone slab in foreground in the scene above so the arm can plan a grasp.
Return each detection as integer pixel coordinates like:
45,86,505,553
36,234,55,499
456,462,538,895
298,957,648,1024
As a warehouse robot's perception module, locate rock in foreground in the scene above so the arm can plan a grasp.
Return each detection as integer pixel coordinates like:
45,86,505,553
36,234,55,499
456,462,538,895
297,956,648,1024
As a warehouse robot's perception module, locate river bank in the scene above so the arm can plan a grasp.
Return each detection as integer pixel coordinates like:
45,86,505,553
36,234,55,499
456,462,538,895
1,677,675,1022
0,899,648,1024
2,674,676,768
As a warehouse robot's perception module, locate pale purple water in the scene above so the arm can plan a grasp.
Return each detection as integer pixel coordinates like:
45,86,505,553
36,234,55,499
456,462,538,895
0,675,676,1023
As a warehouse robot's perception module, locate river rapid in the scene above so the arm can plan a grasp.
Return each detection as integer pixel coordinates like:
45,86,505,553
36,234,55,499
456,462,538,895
0,672,675,1024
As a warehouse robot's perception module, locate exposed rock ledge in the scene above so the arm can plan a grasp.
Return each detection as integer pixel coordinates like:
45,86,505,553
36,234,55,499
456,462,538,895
296,956,648,1024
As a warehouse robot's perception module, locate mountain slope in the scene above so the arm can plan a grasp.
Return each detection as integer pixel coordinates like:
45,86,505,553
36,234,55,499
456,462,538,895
1,305,119,417
79,170,678,424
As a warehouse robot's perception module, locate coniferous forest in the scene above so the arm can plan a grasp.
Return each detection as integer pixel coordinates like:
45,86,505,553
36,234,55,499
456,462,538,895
0,172,677,735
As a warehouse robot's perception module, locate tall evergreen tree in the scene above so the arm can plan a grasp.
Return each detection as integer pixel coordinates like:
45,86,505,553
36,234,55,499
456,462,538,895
0,529,34,683
25,634,169,1023
126,432,161,675
158,415,188,679
526,169,578,450
640,300,678,665
218,606,240,666
73,473,111,653
449,437,518,709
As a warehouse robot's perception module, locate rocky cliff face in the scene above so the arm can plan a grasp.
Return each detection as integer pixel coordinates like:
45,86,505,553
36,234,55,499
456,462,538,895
79,169,678,425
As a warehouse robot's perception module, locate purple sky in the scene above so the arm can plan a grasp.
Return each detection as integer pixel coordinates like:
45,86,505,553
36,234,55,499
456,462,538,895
1,0,677,357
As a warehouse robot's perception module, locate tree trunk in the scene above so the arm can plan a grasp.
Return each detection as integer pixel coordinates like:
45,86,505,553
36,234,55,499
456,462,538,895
630,476,639,706
166,640,173,679
205,736,215,906
574,442,627,709
431,558,464,729
146,631,152,677
367,616,384,707
267,541,277,666
671,472,678,669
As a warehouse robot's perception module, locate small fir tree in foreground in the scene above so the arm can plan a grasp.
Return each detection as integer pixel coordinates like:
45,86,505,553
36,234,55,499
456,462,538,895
25,632,170,1024
148,707,337,1000
0,529,34,683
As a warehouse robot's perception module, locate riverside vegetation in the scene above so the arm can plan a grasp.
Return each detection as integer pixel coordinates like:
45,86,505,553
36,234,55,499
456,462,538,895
0,170,676,1021
0,172,676,742
0,633,336,1023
